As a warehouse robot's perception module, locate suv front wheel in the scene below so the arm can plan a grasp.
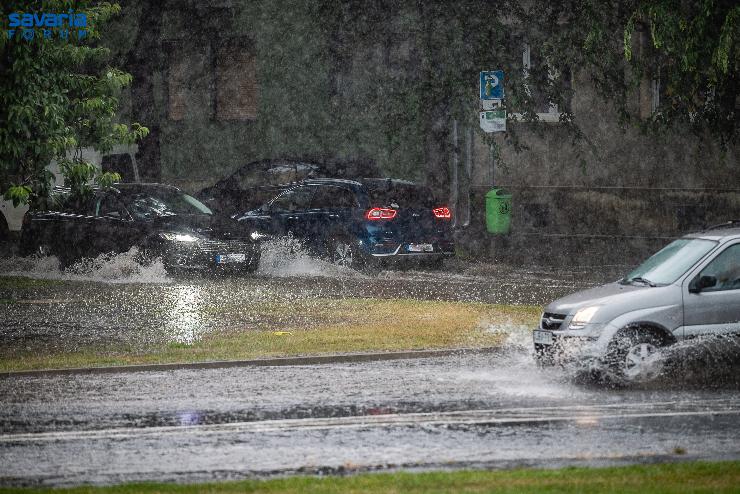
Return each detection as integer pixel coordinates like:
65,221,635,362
606,329,669,384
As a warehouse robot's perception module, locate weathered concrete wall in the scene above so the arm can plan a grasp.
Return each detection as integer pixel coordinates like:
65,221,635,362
454,69,739,266
108,1,738,266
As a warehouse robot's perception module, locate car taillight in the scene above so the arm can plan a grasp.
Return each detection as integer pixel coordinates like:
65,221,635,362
432,206,451,219
365,207,397,220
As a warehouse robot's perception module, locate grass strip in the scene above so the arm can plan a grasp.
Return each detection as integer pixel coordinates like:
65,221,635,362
1,461,739,493
0,299,539,372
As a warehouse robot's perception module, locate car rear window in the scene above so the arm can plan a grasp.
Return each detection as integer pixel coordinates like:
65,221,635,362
365,182,435,208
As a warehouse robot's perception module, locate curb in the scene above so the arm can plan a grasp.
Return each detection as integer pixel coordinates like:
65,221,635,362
0,346,503,378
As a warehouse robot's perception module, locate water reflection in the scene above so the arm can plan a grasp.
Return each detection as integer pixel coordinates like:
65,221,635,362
164,284,206,344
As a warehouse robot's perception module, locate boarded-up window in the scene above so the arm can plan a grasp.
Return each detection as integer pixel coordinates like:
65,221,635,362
215,40,258,120
166,41,211,121
167,42,188,121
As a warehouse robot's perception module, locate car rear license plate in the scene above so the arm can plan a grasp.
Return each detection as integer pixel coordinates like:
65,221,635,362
533,330,554,345
407,243,434,252
215,253,246,264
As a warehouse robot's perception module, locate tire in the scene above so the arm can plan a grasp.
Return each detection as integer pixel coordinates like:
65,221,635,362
327,235,376,273
35,243,52,257
606,329,668,384
328,235,359,268
420,257,445,270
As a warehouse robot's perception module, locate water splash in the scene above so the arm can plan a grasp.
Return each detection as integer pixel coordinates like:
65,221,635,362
257,235,366,278
456,323,587,399
0,248,170,284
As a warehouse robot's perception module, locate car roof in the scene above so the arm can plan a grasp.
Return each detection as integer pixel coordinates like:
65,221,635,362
359,178,421,189
684,221,740,241
299,177,364,187
294,178,428,192
51,183,181,195
107,183,181,194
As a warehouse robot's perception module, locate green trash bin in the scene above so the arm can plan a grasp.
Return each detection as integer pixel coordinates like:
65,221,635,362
485,188,512,234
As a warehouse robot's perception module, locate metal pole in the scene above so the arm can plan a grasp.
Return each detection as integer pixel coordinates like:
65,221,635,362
462,125,472,227
450,119,459,228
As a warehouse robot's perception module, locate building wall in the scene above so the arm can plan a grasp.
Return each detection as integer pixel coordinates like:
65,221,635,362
110,1,738,265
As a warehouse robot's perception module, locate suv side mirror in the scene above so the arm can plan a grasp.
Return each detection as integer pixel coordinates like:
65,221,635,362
689,275,717,293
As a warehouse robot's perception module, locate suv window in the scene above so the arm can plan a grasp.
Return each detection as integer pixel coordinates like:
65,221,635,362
366,182,435,208
270,186,314,213
310,186,357,209
697,244,740,291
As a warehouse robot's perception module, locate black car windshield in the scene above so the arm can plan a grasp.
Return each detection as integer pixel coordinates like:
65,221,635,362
123,190,213,219
365,182,435,208
622,238,717,286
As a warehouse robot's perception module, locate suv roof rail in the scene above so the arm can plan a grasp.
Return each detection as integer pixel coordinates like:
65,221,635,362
705,219,740,231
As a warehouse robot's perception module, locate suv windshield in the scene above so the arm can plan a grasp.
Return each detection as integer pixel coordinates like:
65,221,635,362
123,190,213,219
622,238,717,286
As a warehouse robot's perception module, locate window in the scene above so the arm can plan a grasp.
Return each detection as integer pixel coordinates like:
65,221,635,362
514,43,572,123
96,195,128,219
215,38,258,120
623,238,717,285
123,191,212,220
696,244,740,292
166,41,211,121
310,186,357,210
270,186,315,213
366,182,435,208
165,38,257,121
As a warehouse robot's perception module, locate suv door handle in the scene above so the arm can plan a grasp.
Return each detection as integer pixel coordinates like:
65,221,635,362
328,214,339,219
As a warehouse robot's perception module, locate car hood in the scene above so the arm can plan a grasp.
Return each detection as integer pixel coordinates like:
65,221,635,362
153,214,249,241
545,282,680,323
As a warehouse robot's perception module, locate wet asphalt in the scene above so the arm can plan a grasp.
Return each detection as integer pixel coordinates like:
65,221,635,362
1,351,739,487
1,251,739,486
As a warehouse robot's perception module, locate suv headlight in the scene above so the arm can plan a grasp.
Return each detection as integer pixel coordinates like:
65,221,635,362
569,306,599,329
160,232,198,242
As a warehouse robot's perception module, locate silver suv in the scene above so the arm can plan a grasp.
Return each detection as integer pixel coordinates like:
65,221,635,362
533,222,740,383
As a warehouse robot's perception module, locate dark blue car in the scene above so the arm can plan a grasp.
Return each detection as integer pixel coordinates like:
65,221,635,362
235,178,455,270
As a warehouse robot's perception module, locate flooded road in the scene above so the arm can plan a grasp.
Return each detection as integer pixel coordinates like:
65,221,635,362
0,250,626,354
1,349,739,486
1,250,738,487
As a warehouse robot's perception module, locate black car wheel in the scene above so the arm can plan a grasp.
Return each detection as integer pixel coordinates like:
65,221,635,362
420,256,445,270
36,243,52,257
330,236,357,268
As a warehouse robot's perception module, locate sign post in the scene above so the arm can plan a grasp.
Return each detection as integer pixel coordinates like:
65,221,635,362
479,70,505,132
479,109,506,132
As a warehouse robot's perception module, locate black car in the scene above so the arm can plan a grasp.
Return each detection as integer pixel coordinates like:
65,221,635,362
235,178,455,270
198,158,380,217
20,183,260,272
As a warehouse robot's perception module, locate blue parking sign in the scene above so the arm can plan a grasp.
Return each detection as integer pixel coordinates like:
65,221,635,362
480,70,504,100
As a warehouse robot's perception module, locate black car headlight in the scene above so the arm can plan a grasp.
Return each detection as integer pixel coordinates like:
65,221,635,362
159,232,198,243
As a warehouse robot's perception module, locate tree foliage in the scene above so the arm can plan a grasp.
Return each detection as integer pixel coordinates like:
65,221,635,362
623,0,738,140
524,0,738,142
0,0,148,207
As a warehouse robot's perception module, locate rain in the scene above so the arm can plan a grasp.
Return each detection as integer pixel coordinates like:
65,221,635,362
1,0,739,491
